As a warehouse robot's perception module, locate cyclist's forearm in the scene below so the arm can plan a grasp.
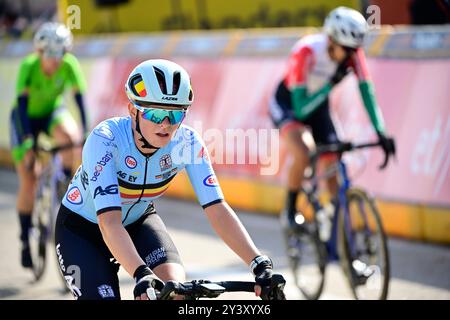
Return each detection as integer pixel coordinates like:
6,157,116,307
291,84,332,121
17,94,32,136
204,201,260,265
359,81,386,134
74,92,87,133
98,210,146,277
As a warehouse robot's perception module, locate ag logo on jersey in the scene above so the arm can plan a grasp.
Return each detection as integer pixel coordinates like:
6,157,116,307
125,156,137,169
94,125,115,141
66,186,83,205
93,184,118,199
203,174,218,187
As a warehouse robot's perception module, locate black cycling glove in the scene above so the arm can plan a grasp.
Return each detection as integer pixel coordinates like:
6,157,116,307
377,132,396,169
133,265,165,300
250,255,274,299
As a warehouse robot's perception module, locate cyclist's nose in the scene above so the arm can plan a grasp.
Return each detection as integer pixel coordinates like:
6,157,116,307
160,117,171,128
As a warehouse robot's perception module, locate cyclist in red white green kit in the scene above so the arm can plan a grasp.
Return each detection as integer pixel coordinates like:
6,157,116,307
268,7,395,233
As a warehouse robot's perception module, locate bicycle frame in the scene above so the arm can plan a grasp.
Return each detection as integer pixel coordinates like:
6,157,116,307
303,149,376,260
302,159,349,259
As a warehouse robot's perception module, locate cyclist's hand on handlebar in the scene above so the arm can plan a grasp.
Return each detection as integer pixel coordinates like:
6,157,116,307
377,133,396,169
251,255,275,299
133,265,165,300
24,149,36,172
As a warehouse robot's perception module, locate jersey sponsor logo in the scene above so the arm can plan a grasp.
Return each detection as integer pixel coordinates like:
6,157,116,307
159,154,172,171
103,141,118,148
145,247,167,266
155,168,177,179
182,128,195,145
117,170,138,183
55,243,66,272
125,155,137,169
91,151,113,182
93,184,118,199
66,186,83,205
203,174,219,187
81,169,89,190
94,125,115,141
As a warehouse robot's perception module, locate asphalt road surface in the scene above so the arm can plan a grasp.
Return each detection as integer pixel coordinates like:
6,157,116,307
0,168,449,300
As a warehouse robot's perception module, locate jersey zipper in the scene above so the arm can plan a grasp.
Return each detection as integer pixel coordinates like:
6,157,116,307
122,156,150,224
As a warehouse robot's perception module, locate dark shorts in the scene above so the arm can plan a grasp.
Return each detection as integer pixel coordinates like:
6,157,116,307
269,82,339,145
54,204,182,300
9,107,75,163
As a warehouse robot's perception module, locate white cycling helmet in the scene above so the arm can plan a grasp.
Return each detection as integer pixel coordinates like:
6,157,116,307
323,7,368,49
125,59,194,109
34,22,73,58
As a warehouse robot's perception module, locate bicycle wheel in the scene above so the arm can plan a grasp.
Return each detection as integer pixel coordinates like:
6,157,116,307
284,191,327,300
338,188,390,300
29,180,52,281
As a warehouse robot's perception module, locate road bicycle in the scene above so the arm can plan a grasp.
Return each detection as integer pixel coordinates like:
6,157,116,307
28,139,81,289
283,140,394,300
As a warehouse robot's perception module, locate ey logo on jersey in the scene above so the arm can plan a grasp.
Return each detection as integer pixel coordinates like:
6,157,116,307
203,174,218,187
66,186,83,205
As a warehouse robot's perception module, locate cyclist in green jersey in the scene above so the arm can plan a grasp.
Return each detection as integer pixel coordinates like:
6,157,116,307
9,22,88,269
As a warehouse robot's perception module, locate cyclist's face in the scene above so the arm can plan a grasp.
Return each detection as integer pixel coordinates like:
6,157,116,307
40,53,62,75
128,103,180,148
327,37,347,63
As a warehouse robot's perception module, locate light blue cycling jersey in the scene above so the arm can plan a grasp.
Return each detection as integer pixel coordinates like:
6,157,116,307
62,116,224,226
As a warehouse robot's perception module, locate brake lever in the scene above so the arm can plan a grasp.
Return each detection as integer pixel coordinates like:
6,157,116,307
157,280,179,300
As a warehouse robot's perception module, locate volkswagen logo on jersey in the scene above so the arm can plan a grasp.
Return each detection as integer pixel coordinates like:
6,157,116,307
66,186,83,205
94,125,115,141
125,156,137,169
203,174,218,187
159,154,172,171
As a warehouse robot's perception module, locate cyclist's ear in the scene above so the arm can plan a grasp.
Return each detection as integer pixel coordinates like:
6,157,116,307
128,103,137,117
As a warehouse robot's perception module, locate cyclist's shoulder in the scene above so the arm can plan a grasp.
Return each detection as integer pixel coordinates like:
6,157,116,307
61,53,82,69
292,33,327,54
175,124,203,145
88,116,131,144
19,53,39,69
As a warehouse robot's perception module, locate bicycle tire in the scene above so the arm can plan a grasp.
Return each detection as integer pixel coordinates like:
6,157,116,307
337,188,390,300
30,181,51,282
284,190,327,300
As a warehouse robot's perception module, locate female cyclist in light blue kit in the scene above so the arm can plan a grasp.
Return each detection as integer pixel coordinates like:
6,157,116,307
55,59,283,300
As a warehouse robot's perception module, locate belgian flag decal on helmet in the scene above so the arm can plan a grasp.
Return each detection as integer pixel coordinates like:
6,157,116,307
133,76,147,97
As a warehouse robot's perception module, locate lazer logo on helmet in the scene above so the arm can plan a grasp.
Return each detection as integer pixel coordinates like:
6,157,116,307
91,151,113,182
162,96,178,101
93,184,118,199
